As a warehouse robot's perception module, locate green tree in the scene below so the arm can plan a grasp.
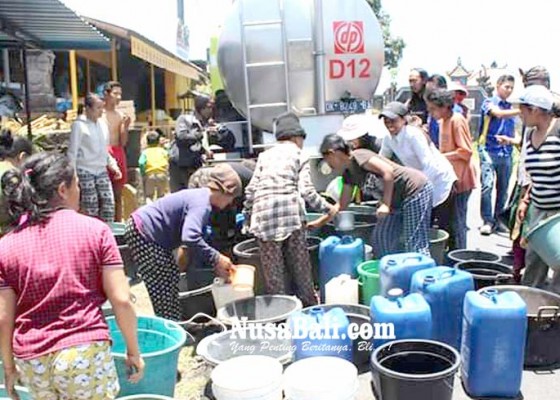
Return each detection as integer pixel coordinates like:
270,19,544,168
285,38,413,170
366,0,405,68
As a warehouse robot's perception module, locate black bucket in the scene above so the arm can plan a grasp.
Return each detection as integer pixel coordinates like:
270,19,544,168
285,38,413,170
371,340,460,400
233,236,321,293
178,273,216,321
455,261,514,290
447,249,501,265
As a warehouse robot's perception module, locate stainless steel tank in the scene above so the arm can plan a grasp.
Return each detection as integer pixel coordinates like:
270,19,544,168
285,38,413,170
218,0,384,134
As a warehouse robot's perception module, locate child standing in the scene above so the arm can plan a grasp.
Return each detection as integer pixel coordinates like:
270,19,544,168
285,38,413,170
243,112,335,307
139,131,169,202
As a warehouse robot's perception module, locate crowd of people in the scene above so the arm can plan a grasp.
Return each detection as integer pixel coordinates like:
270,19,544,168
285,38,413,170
1,65,560,398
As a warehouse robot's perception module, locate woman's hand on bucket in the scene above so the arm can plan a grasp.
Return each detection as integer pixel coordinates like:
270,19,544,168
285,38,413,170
125,353,145,383
215,254,235,281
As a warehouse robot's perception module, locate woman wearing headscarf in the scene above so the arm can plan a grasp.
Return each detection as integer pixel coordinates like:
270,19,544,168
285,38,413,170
124,164,242,320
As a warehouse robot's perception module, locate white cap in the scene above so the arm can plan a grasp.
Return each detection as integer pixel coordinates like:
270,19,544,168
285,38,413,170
337,114,369,141
513,85,554,111
448,81,468,95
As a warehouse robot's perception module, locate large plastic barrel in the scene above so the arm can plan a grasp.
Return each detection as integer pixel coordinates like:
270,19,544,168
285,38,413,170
107,316,186,397
371,340,460,400
0,385,31,400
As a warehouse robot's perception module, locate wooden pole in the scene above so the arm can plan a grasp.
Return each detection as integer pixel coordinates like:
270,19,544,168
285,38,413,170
150,64,156,126
111,38,118,81
69,50,78,112
21,47,32,140
86,59,91,93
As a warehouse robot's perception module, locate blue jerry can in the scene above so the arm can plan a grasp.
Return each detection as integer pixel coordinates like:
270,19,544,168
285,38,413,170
370,288,432,349
461,289,527,398
411,266,474,350
289,306,353,362
319,236,364,301
380,252,435,296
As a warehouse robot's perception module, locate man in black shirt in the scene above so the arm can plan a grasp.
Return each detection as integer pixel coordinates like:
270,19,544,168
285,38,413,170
406,68,430,124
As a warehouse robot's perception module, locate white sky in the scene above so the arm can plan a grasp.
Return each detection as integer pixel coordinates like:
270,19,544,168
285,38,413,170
62,0,559,92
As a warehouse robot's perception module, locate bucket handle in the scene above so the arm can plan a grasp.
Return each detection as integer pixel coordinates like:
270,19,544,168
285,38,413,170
494,273,513,285
177,312,228,334
537,306,560,322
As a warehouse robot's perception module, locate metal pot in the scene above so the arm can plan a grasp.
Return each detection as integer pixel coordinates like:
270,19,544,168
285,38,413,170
334,211,356,231
479,285,560,369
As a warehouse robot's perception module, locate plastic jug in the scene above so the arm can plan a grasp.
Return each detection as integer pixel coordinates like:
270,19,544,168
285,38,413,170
211,278,254,310
370,288,432,348
319,236,364,302
410,266,474,349
325,274,359,305
380,252,435,296
289,306,353,362
461,289,527,398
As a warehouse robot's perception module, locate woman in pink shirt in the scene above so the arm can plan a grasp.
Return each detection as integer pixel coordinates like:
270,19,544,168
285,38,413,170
0,152,143,399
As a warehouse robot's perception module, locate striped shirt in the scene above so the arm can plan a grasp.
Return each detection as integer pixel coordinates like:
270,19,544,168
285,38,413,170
525,124,560,210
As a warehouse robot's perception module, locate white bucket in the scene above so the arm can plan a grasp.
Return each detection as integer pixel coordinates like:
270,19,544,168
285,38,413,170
283,356,359,400
212,355,283,400
212,278,254,310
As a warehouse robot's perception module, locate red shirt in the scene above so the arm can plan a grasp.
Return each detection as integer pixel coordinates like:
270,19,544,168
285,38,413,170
0,209,122,360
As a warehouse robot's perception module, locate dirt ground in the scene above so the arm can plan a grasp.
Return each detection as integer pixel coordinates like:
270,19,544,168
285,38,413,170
130,282,213,400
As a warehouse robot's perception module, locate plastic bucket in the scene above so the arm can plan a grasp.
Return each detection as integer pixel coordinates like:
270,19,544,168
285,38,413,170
357,260,380,306
371,340,460,400
526,212,560,268
455,261,514,290
447,249,501,265
178,273,216,321
283,356,358,400
107,315,186,397
0,385,31,400
429,229,449,265
211,355,283,400
232,264,255,291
